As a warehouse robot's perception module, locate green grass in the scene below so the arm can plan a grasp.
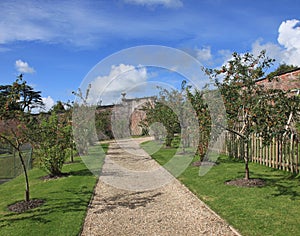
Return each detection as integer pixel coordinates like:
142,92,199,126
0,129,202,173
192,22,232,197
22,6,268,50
142,141,177,165
0,143,109,236
141,141,300,236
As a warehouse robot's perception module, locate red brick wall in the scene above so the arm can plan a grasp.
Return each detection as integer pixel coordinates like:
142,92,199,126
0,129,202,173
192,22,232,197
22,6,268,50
257,69,300,91
96,97,155,137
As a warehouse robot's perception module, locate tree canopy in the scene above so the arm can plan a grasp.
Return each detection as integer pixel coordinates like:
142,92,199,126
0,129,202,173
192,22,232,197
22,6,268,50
206,50,299,179
266,63,298,79
0,74,43,116
0,75,43,201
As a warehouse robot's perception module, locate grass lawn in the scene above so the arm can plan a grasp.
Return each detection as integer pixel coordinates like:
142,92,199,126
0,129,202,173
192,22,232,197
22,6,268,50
141,140,300,236
0,143,109,236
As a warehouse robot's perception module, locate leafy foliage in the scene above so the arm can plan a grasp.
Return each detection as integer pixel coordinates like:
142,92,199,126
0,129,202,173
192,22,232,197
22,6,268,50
186,87,211,156
34,112,72,176
72,85,97,155
141,86,184,147
266,63,298,79
206,50,299,179
0,75,43,201
95,109,113,140
142,81,199,151
0,74,43,115
51,101,66,113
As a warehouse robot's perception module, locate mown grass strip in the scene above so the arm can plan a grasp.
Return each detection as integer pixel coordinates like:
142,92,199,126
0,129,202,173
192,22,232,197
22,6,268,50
141,140,300,236
0,143,108,236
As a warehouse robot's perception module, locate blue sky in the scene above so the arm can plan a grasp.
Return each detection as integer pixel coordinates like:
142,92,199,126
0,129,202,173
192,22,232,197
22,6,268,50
0,0,300,109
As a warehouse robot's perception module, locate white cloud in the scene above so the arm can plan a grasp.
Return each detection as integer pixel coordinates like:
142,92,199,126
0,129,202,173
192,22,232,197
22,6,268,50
196,46,212,62
30,96,54,113
251,39,282,59
0,1,187,48
42,96,55,112
277,19,300,66
124,0,183,8
218,49,233,61
251,19,300,66
15,59,35,74
89,64,148,105
190,46,233,68
0,1,104,46
217,49,234,67
278,19,300,50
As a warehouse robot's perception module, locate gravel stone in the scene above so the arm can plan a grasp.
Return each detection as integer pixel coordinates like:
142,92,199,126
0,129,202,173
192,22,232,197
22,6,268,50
81,137,241,236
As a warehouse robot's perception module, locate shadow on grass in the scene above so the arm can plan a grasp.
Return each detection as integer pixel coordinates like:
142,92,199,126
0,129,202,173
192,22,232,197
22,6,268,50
252,171,300,200
0,188,93,229
218,155,245,164
215,157,300,201
271,183,300,200
69,168,94,177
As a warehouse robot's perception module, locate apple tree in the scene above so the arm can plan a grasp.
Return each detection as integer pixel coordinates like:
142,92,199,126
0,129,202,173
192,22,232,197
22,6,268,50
207,51,299,179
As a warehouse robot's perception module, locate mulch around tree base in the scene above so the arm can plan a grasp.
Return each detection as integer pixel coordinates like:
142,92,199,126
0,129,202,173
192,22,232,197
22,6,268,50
225,178,266,187
8,199,45,213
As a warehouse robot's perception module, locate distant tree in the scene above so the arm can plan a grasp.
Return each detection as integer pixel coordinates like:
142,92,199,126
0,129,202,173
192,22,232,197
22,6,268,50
186,87,211,157
0,74,43,113
0,75,43,201
267,63,298,79
51,101,66,113
72,85,97,155
142,81,197,150
95,109,113,140
0,85,19,112
142,93,179,147
63,101,76,162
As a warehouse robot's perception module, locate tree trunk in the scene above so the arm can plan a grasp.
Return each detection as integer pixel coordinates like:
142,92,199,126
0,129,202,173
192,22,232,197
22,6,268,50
165,133,173,147
70,149,74,163
70,142,74,163
18,150,30,201
244,140,250,180
245,159,250,180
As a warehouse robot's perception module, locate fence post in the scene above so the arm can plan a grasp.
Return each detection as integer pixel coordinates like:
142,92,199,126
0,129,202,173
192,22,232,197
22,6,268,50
28,147,33,170
296,136,299,173
13,148,16,178
224,131,299,173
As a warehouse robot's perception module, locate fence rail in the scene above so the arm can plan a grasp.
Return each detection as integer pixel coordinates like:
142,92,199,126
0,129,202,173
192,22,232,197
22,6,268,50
222,132,299,173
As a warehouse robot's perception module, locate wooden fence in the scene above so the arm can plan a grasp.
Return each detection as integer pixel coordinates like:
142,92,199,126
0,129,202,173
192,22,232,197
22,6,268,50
222,132,300,173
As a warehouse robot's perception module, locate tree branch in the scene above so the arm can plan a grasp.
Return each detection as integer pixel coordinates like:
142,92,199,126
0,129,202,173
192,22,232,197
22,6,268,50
216,123,246,139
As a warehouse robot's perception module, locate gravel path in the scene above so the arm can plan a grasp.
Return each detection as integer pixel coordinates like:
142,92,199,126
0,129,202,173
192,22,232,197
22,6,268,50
81,138,241,236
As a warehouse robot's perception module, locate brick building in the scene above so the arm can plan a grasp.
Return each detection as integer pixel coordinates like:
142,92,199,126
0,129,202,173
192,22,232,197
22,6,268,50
96,94,155,138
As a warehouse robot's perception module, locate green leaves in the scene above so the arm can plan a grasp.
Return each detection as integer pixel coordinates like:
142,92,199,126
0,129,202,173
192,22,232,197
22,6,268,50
205,50,299,178
0,74,43,117
0,75,44,201
186,87,211,156
207,50,295,142
34,112,72,176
